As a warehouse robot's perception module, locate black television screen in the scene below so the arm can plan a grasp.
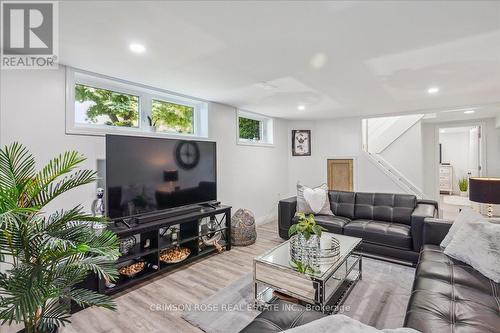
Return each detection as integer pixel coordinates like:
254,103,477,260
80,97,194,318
106,135,216,219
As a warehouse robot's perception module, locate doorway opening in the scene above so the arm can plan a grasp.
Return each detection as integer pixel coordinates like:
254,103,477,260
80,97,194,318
438,125,482,219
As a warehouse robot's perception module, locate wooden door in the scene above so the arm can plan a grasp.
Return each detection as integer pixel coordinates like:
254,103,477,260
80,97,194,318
327,159,353,191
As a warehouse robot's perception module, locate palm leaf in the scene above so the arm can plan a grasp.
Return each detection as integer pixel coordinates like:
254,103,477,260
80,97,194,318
68,288,115,310
29,169,97,208
37,299,71,330
0,143,35,191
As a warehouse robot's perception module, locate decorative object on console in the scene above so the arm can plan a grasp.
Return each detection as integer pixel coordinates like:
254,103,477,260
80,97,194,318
119,261,146,278
296,182,333,215
161,225,180,242
119,236,137,255
160,247,191,263
458,177,468,197
444,216,500,282
231,208,257,246
171,226,179,241
469,177,500,218
91,187,106,229
292,130,311,156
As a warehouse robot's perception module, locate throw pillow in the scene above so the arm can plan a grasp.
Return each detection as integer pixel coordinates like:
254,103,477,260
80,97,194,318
444,217,500,283
296,182,334,215
440,207,483,248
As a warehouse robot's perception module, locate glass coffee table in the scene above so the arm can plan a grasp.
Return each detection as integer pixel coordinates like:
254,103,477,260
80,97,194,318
253,233,362,314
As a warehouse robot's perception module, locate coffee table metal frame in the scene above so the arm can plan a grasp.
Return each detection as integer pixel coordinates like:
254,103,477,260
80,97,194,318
253,233,362,314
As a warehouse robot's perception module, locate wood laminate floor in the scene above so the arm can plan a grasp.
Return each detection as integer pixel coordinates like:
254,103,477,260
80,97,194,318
2,221,282,333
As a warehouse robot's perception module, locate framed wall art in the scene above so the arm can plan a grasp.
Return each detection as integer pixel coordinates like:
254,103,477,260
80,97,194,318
292,130,311,156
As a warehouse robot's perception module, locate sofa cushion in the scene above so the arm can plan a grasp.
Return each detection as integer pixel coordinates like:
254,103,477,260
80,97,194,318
239,300,325,333
315,215,350,234
405,245,500,333
343,219,412,250
329,191,355,219
354,193,416,225
292,215,350,234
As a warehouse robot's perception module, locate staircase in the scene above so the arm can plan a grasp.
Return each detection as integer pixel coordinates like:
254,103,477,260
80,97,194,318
362,114,425,198
363,151,425,198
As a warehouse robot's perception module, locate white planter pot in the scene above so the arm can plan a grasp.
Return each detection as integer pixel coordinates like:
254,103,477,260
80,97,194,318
460,191,468,197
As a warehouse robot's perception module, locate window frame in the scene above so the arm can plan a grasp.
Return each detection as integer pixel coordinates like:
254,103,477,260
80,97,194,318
150,96,197,135
236,110,274,147
66,67,208,138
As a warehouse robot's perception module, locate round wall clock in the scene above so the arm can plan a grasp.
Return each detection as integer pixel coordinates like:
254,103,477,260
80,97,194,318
175,141,200,169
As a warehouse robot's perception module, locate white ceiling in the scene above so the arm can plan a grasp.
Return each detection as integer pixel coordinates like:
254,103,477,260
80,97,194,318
59,1,500,120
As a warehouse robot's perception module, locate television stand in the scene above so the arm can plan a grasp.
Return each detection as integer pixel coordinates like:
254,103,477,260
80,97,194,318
88,205,232,296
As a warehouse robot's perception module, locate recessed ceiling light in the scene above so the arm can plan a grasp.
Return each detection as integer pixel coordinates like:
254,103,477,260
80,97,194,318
297,105,305,111
464,110,475,114
427,87,440,94
129,43,146,54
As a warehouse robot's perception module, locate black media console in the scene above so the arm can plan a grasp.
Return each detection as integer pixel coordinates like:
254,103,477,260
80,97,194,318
89,205,231,296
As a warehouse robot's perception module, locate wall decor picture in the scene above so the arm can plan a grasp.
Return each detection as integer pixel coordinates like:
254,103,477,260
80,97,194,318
292,130,311,156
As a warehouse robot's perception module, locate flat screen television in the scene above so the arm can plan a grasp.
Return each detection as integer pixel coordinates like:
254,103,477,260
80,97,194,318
106,135,217,219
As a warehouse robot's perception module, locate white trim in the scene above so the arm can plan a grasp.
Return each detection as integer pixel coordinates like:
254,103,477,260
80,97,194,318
65,66,208,138
236,109,275,146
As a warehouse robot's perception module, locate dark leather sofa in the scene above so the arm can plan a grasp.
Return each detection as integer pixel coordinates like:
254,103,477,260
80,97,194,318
279,191,438,264
240,300,326,333
404,218,500,333
241,218,500,333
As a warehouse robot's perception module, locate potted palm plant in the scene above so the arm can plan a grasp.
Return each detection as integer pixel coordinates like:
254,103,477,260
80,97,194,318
0,143,120,333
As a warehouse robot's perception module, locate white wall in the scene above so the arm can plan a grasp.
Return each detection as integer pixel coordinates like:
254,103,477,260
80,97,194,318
0,67,288,223
287,118,406,195
380,121,423,190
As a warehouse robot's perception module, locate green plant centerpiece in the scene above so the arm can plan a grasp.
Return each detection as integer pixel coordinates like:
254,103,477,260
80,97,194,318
288,212,326,240
289,259,316,274
288,212,327,273
0,143,120,333
458,177,468,196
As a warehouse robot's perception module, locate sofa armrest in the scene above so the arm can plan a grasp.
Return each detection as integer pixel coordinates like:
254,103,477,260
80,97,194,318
417,199,439,210
278,197,297,239
422,217,453,246
411,202,438,252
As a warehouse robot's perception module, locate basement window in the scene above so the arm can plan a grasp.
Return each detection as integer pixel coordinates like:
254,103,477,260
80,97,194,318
75,84,140,128
237,110,274,146
66,68,208,138
152,99,195,134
